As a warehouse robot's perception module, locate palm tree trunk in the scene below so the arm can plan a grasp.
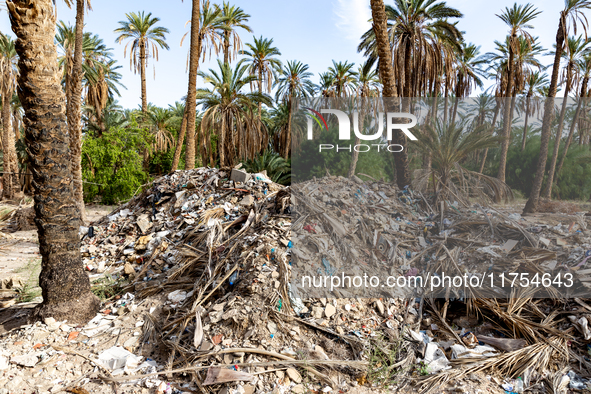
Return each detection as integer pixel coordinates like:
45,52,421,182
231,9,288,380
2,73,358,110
258,68,263,152
370,0,411,189
479,97,502,174
542,62,573,199
7,0,100,323
171,109,188,170
348,92,364,178
497,37,516,183
1,90,16,199
184,0,201,170
521,90,532,151
68,0,87,223
223,30,230,64
140,41,148,113
523,15,566,214
443,83,449,124
283,97,292,160
555,78,587,179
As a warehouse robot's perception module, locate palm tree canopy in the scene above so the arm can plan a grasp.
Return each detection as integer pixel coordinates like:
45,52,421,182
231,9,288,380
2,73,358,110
218,1,253,62
239,36,282,93
327,60,357,97
274,60,315,102
358,0,464,97
114,11,170,73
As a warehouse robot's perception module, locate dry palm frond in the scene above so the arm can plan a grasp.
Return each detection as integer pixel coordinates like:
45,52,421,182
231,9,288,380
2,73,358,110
151,128,175,153
543,367,570,394
418,336,569,394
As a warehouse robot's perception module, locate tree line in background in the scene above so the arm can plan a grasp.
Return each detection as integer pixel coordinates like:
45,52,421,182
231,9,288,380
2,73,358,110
2,0,591,215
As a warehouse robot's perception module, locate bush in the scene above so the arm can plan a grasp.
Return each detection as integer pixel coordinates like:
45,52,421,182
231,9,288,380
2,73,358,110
242,151,291,185
82,125,149,204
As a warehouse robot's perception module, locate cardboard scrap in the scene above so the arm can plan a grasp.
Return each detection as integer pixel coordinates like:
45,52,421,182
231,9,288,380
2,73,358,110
203,367,254,386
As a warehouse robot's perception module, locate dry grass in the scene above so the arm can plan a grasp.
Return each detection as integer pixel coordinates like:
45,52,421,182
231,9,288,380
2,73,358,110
537,200,582,215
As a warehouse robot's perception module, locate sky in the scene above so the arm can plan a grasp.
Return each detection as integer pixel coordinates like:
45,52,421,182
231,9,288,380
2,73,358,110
0,0,571,109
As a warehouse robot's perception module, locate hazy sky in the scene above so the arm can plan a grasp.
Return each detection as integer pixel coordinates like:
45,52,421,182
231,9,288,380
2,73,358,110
0,0,571,108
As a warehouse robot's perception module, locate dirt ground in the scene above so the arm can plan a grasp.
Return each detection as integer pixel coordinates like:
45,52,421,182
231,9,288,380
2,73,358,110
0,203,115,285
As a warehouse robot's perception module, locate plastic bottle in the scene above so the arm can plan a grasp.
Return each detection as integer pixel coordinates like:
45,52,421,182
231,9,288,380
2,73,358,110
229,270,238,285
514,377,523,393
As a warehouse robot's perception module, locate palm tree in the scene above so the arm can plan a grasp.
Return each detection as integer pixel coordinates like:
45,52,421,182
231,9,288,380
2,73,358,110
243,151,290,185
177,0,225,170
240,36,281,153
146,107,175,154
450,42,487,123
495,3,541,184
0,33,19,200
413,121,510,205
218,2,252,64
360,0,463,98
274,60,315,159
368,0,412,189
348,59,381,178
84,59,125,135
543,35,590,198
7,0,100,323
197,60,272,167
318,72,336,99
328,60,357,97
524,0,591,214
59,0,92,222
520,71,548,150
114,11,169,113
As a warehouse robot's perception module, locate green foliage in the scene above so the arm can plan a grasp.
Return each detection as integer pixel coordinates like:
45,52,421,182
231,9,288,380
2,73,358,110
292,120,394,183
242,151,291,185
503,135,591,200
91,275,126,301
82,125,149,204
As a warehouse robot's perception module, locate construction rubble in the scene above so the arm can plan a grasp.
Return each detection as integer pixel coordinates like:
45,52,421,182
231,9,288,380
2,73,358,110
1,168,591,393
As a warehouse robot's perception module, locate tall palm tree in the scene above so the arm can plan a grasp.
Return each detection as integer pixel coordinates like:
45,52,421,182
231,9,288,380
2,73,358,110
450,42,487,123
360,0,463,98
274,60,315,159
543,35,590,198
197,60,272,166
146,107,175,154
218,1,252,64
524,0,591,214
60,0,92,222
328,60,357,97
7,0,100,323
348,59,381,178
520,71,548,150
114,11,169,113
495,3,541,184
0,33,19,199
176,0,225,170
368,0,412,189
84,59,125,135
240,36,281,152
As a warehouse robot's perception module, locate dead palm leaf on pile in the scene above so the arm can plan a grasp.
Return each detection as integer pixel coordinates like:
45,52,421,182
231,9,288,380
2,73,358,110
469,289,569,343
418,336,569,394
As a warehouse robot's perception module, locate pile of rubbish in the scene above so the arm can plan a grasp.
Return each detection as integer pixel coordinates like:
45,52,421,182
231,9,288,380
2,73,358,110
1,169,591,394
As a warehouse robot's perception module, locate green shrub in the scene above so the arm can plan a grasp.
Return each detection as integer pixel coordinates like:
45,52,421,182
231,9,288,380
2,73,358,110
82,125,149,204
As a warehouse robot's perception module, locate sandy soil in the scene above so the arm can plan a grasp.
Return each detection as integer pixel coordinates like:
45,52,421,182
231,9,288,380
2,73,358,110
0,203,115,285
